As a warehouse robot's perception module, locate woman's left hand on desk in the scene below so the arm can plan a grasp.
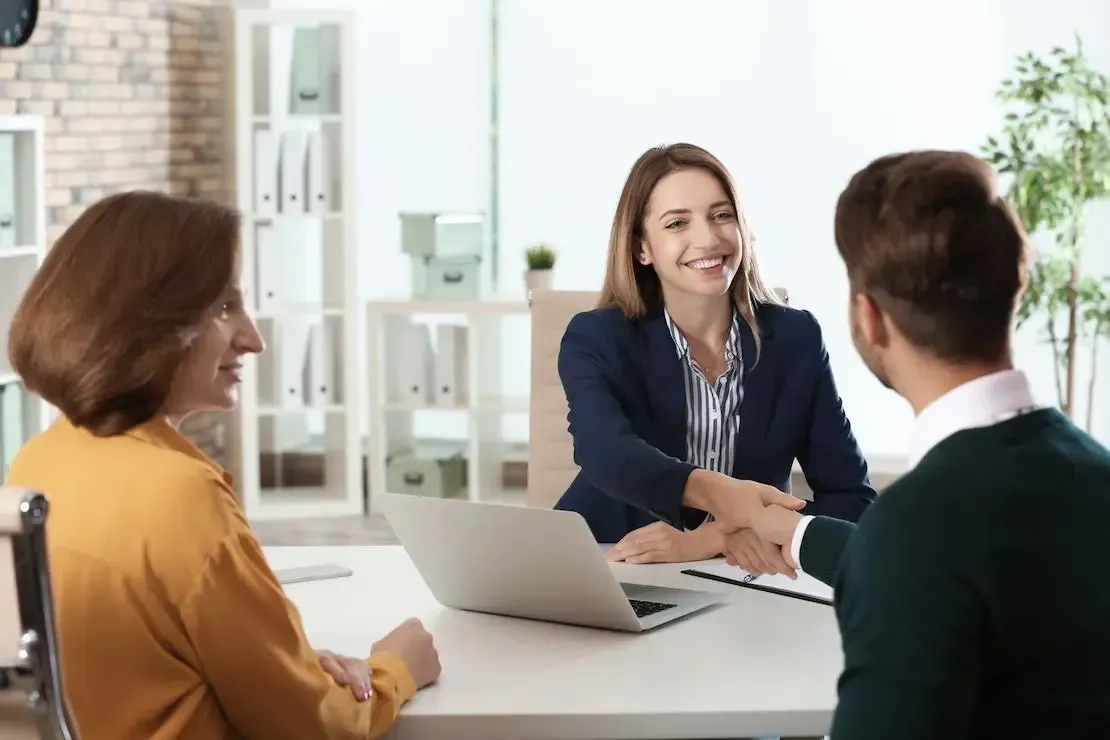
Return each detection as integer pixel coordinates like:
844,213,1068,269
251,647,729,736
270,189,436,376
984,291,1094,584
317,649,373,701
606,521,722,564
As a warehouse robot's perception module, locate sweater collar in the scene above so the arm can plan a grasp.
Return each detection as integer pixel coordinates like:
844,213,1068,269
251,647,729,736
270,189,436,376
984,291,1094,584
909,369,1039,468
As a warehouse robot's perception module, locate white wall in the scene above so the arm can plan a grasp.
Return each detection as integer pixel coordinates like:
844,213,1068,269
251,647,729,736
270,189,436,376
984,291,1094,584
495,0,1110,454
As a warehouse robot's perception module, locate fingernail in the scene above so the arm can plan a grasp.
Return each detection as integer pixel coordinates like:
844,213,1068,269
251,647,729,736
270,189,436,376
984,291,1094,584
360,686,372,701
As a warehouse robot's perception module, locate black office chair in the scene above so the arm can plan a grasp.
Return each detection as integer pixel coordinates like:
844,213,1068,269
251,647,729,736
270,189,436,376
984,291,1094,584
0,487,78,739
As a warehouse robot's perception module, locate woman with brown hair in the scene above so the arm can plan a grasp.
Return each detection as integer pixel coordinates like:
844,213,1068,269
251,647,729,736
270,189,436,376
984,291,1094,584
554,143,875,571
5,190,439,738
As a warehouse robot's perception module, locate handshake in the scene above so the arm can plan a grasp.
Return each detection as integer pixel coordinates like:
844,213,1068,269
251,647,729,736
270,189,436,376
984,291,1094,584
692,471,808,579
606,469,809,578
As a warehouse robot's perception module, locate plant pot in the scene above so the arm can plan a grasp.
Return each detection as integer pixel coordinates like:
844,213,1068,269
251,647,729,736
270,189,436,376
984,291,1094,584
524,268,553,294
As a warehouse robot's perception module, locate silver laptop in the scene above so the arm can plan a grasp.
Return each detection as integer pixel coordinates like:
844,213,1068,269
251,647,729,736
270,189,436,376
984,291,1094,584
380,493,723,632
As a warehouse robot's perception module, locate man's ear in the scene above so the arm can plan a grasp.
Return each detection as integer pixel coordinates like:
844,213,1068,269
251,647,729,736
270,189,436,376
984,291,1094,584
854,292,890,349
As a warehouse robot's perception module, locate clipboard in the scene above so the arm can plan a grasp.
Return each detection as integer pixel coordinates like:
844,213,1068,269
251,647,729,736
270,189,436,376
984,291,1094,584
681,563,834,606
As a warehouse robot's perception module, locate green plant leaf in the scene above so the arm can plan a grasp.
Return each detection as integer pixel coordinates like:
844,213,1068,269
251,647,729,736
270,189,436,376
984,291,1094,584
984,34,1110,415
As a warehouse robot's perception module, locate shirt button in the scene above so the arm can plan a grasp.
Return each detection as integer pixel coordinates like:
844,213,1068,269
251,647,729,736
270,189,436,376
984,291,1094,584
707,451,717,460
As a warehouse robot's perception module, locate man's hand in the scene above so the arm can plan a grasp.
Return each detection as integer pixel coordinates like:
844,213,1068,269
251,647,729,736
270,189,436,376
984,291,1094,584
317,650,372,701
683,470,805,534
749,502,805,548
371,617,442,689
723,528,798,579
606,521,723,564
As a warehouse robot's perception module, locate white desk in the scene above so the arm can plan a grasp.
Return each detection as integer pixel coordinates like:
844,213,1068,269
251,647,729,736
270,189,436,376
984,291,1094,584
265,545,842,740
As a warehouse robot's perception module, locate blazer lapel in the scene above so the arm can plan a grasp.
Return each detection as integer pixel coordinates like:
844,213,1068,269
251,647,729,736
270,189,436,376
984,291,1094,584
734,307,776,477
641,314,688,457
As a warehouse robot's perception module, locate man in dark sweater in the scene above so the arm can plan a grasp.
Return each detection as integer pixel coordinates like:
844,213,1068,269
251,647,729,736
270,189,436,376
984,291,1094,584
712,150,1110,738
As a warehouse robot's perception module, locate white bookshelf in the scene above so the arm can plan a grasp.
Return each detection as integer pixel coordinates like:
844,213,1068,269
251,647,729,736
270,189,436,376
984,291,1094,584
229,3,361,520
366,299,531,514
0,115,49,478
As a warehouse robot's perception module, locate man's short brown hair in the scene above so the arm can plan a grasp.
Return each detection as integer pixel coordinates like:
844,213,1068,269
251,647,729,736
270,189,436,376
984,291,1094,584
834,150,1029,363
8,190,241,436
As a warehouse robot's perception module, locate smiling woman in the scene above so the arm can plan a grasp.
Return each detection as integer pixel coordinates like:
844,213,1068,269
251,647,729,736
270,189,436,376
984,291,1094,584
3,190,440,737
554,143,876,570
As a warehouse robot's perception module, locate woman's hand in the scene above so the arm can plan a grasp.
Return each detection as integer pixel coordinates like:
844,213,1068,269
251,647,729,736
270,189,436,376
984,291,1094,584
683,469,806,533
606,521,723,564
317,649,372,701
723,528,798,579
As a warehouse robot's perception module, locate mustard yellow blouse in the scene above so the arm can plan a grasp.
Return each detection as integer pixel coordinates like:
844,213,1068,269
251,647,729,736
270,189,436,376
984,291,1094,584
7,417,415,739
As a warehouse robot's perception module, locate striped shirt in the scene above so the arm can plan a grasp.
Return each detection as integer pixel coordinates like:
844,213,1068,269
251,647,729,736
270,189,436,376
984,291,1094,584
663,310,745,492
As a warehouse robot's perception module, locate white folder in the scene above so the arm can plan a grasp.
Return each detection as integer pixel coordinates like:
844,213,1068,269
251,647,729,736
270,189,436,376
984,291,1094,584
274,221,315,309
305,129,331,214
253,129,278,216
395,323,433,406
255,223,280,314
433,325,469,408
305,319,334,406
255,325,281,408
279,130,307,214
279,316,311,408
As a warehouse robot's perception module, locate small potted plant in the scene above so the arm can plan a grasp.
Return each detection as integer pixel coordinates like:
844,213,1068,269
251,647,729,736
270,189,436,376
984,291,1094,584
524,242,556,293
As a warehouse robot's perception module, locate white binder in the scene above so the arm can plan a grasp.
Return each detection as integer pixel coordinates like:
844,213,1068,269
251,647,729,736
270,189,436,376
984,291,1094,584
433,324,469,408
395,323,433,406
278,130,307,214
255,324,281,408
305,319,334,406
274,221,316,309
253,129,278,216
305,129,331,214
278,316,311,408
255,223,280,314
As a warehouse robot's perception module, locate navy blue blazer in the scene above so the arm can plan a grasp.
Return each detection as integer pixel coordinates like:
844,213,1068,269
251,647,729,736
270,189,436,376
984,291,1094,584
554,301,876,543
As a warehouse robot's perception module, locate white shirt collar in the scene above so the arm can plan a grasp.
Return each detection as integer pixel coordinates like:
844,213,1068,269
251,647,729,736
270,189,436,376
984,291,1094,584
908,369,1039,468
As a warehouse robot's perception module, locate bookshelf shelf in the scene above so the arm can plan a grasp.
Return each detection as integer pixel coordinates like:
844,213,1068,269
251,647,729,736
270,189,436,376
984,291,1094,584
365,299,531,512
0,115,48,477
229,3,360,521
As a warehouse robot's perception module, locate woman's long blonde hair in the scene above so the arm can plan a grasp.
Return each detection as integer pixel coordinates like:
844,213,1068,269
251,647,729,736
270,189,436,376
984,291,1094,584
597,143,782,359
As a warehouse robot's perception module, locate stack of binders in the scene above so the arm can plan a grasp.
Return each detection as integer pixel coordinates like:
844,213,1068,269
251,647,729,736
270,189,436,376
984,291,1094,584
253,126,332,219
389,321,468,410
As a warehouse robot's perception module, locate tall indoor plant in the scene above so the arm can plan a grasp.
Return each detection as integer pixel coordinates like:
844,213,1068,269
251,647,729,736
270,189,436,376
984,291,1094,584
982,35,1110,430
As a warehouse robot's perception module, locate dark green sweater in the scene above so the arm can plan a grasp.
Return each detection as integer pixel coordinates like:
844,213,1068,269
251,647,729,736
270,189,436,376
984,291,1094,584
799,409,1110,740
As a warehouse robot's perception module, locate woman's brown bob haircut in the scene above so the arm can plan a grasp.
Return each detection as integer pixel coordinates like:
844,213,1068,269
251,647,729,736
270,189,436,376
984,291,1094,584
834,150,1029,363
598,143,782,357
8,190,241,437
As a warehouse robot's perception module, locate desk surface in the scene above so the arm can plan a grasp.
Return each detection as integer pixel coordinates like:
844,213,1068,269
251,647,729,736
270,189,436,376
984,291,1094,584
265,545,842,740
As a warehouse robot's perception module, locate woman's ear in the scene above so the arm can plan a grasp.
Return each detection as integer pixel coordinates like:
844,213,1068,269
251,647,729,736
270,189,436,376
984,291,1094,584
638,242,652,266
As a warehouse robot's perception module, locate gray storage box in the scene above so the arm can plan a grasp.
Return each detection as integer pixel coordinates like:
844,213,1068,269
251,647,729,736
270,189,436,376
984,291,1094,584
412,255,481,301
401,212,484,259
386,446,467,498
289,26,340,115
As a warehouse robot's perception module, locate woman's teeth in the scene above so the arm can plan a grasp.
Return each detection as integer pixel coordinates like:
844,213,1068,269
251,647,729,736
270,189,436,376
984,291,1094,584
688,257,723,270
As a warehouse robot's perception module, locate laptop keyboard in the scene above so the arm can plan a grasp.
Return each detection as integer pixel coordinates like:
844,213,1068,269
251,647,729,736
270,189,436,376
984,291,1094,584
629,598,677,618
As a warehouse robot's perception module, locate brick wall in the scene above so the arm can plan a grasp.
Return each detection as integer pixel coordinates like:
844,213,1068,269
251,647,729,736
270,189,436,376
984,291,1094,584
0,0,231,462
